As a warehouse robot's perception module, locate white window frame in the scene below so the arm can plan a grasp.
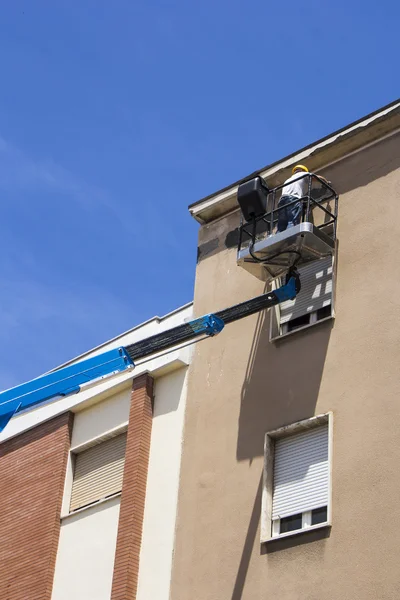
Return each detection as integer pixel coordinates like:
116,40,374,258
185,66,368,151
261,412,333,543
269,255,337,341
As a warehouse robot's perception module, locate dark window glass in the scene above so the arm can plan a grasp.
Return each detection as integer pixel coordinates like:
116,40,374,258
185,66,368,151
311,506,328,525
287,314,310,332
280,513,302,534
316,305,332,321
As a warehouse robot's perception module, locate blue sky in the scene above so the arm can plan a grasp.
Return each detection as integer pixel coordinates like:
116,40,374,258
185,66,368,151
0,0,398,388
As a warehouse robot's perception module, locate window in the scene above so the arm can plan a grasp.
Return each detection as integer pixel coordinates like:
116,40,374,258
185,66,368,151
262,414,332,542
270,256,334,340
70,432,127,512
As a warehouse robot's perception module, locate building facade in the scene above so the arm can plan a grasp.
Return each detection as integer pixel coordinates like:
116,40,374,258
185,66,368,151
0,303,192,600
170,101,400,599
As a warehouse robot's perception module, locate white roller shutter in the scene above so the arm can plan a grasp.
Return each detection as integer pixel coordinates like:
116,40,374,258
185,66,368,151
70,432,127,511
272,424,329,520
279,257,333,324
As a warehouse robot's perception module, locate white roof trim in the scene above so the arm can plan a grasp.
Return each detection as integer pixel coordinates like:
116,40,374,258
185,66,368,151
49,301,193,372
0,350,190,444
190,101,400,223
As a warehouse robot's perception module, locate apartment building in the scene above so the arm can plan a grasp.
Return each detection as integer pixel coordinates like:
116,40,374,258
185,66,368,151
170,100,400,599
0,303,192,600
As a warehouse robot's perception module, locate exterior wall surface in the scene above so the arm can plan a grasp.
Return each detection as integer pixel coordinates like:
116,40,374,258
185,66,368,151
136,367,189,600
51,387,132,600
170,133,400,600
0,413,73,600
52,368,190,600
51,498,120,600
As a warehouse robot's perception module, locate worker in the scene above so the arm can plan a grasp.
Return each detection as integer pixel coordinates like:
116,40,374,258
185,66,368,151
277,165,329,232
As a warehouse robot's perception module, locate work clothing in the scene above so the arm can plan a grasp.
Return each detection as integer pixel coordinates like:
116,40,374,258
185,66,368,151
281,171,309,199
277,194,302,232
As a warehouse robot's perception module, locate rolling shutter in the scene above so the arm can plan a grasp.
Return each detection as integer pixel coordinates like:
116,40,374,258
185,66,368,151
279,257,333,324
70,432,127,511
272,424,329,520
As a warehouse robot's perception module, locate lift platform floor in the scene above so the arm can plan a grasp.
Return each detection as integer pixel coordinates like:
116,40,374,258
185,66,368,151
237,222,335,281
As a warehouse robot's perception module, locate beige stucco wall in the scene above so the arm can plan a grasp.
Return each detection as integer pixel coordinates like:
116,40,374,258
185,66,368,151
170,133,400,600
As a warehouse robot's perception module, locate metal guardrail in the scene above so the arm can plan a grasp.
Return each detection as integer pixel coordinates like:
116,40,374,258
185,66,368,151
238,173,339,253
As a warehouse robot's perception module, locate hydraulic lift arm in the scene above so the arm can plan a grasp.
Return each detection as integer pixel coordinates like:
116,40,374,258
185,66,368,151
0,271,300,433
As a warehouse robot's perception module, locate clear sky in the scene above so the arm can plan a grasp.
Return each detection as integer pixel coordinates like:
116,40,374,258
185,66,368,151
0,0,398,388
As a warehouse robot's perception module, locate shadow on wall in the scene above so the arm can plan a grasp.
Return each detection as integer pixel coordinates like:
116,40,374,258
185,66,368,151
237,310,333,462
235,131,400,463
231,316,332,600
229,472,331,600
231,473,263,600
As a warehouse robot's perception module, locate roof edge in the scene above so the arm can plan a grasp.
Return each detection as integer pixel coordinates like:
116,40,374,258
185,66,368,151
189,98,400,224
49,301,194,372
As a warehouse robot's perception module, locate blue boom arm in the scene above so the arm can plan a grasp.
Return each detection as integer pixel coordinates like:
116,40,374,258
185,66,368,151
0,274,299,433
0,348,134,432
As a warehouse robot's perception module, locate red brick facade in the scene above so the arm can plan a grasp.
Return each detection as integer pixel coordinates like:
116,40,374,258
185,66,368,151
111,373,154,600
0,412,73,600
0,374,155,600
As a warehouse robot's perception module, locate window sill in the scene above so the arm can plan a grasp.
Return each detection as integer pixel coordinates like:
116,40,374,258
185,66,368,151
263,521,331,544
270,315,334,342
60,492,121,520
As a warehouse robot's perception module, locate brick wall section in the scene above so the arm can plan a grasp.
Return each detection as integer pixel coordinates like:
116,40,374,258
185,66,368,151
0,412,73,600
111,373,154,600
